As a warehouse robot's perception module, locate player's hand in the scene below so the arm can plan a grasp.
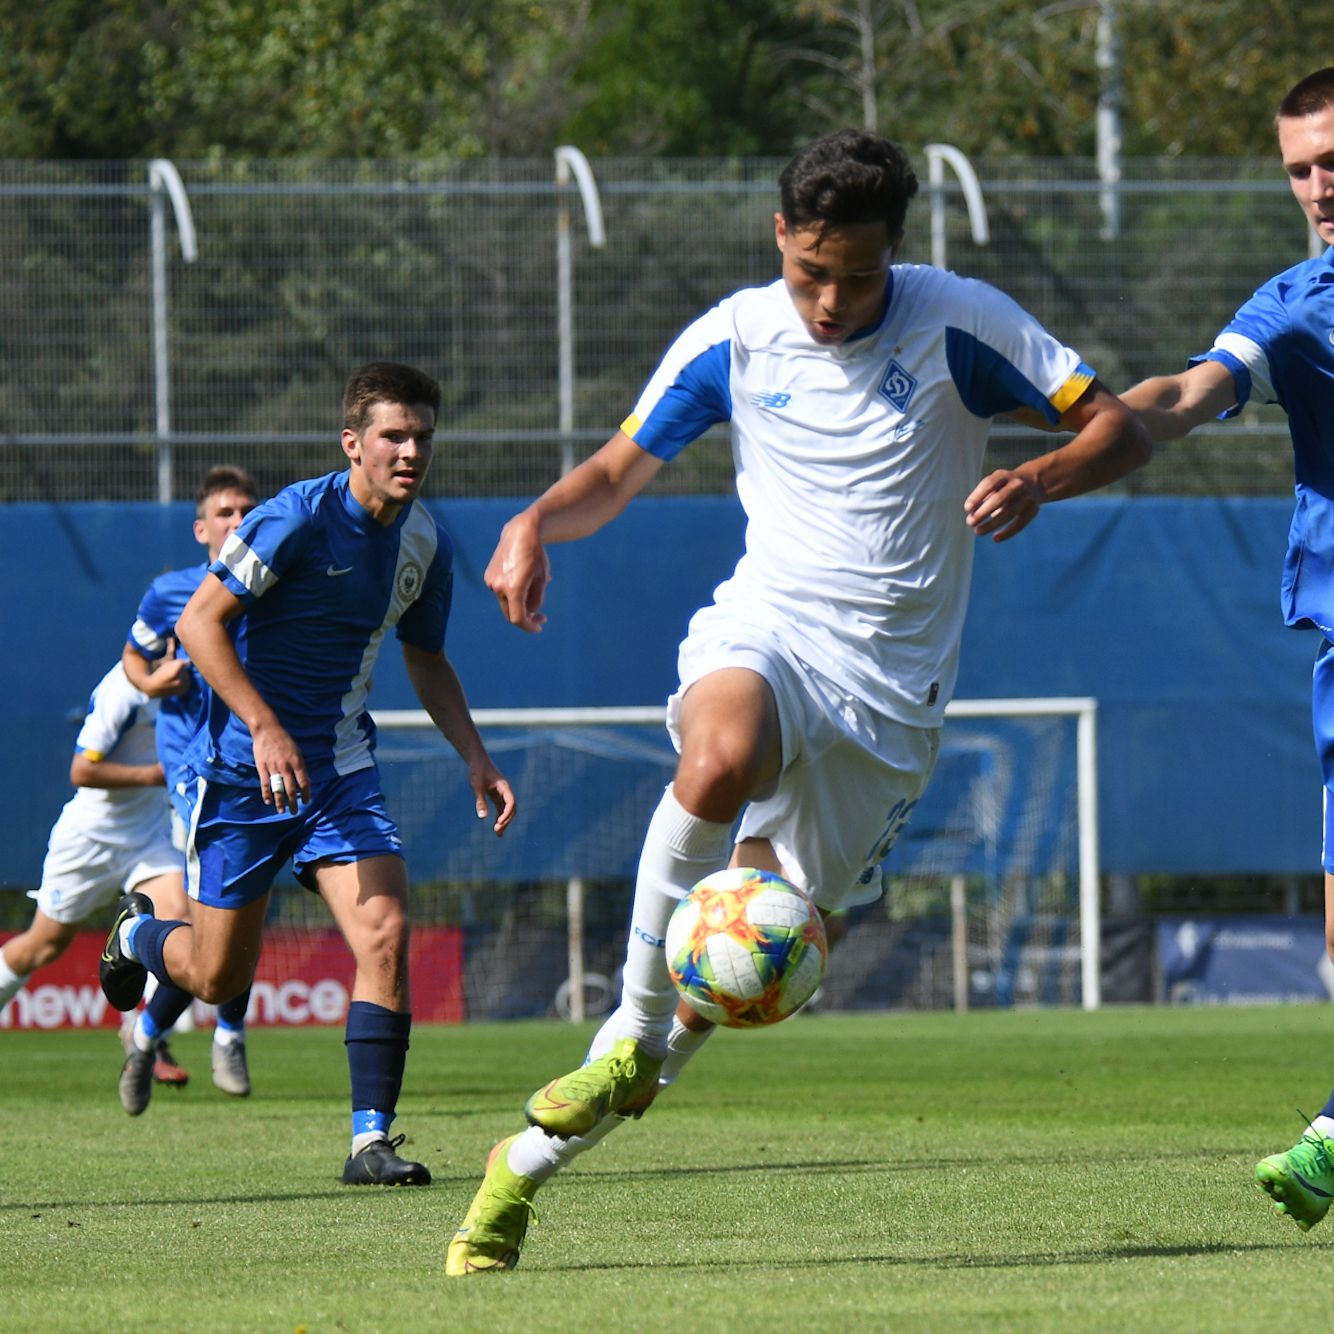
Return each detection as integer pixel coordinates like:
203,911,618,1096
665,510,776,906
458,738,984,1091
252,721,311,813
964,469,1043,542
471,761,516,836
484,515,551,633
144,638,194,698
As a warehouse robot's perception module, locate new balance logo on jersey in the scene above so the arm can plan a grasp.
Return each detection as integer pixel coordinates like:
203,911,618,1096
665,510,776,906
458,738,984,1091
751,390,792,410
879,359,917,411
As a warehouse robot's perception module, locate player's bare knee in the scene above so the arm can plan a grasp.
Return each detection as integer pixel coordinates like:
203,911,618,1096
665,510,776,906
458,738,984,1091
674,747,762,817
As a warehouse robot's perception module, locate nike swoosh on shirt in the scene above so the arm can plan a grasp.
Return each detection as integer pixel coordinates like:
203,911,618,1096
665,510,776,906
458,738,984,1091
326,565,354,576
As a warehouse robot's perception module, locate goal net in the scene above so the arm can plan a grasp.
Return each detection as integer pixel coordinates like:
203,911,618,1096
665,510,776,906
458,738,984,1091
262,700,1099,1019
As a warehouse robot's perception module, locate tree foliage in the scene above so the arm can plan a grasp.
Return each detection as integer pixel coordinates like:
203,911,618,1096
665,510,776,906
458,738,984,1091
0,0,1320,160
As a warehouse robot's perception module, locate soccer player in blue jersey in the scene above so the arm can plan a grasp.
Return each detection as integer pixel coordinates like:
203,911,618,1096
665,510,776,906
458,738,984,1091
99,362,517,1185
446,130,1152,1273
119,465,259,1108
1121,66,1334,1233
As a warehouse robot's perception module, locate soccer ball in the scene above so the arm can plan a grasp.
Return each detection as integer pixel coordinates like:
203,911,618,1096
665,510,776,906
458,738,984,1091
665,867,828,1028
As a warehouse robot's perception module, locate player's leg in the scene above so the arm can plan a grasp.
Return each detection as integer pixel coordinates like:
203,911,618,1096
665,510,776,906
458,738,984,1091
1256,649,1334,1230
315,852,428,1186
211,987,253,1097
4,823,123,1005
0,909,80,1006
116,868,197,1110
101,776,283,1011
524,668,780,1138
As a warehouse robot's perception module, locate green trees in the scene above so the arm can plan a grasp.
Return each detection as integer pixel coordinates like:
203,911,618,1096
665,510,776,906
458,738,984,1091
0,0,1317,161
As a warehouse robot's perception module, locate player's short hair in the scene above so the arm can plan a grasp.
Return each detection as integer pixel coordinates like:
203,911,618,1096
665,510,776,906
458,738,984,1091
1278,67,1334,121
195,465,257,516
779,130,919,241
343,362,442,434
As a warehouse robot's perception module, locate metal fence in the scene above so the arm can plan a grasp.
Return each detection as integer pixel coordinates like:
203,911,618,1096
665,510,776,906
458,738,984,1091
0,153,1313,505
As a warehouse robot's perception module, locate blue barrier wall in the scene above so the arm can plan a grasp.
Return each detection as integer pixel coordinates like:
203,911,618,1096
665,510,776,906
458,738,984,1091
0,493,1317,885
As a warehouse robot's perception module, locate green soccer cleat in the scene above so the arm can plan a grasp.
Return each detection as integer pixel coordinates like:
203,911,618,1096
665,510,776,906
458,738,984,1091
524,1037,663,1138
446,1135,539,1276
1255,1131,1334,1231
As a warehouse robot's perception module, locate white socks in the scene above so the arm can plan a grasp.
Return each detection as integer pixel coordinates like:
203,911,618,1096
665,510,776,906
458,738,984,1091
1311,1114,1334,1140
0,951,28,1007
660,1013,714,1085
616,785,731,1054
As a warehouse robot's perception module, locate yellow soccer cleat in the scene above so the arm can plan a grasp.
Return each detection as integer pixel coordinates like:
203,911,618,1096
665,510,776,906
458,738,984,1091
446,1135,540,1276
524,1037,663,1138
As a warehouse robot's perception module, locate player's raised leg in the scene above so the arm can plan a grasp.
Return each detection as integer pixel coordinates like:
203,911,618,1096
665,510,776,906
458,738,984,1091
316,854,430,1186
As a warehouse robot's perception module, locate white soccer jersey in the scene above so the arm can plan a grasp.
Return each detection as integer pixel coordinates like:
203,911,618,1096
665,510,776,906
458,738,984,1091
48,663,166,849
623,266,1094,727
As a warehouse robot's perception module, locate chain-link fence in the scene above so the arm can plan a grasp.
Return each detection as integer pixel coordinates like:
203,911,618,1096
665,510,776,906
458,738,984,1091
0,153,1310,504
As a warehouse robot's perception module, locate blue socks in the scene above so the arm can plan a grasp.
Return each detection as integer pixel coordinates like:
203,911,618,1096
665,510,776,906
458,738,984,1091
127,915,185,986
345,1001,411,1143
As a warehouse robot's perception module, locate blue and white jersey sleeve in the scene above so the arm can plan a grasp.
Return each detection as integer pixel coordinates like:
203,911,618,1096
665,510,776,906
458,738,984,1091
621,299,736,459
126,565,207,662
213,488,315,603
940,277,1093,424
1189,276,1289,416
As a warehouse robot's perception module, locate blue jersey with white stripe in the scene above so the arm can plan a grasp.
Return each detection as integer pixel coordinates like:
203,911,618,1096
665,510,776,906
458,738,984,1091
1192,248,1334,635
126,562,208,780
184,470,453,784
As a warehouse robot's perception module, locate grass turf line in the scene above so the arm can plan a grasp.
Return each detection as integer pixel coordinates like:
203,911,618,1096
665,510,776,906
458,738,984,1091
3,1005,1332,1332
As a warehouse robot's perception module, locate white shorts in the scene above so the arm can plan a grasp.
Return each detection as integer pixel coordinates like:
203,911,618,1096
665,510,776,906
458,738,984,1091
35,819,182,925
669,604,940,911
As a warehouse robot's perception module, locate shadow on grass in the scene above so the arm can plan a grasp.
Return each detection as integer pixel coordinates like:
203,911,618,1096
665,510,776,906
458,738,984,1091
549,1237,1327,1274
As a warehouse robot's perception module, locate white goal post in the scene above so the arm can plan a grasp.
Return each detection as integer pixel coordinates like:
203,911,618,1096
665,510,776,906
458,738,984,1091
375,696,1101,1013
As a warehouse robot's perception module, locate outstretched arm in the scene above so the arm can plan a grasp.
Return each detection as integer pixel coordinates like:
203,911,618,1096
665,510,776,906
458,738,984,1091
485,431,664,632
401,642,515,835
1119,360,1238,441
965,380,1153,543
176,574,309,811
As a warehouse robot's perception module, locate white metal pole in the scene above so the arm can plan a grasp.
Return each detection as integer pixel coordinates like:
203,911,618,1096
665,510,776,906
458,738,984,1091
1077,701,1102,1009
553,147,606,477
923,144,989,271
149,176,171,503
1096,0,1123,241
147,160,198,505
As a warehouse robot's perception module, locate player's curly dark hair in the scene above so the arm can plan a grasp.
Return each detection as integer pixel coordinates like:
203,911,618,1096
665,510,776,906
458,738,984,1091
342,362,442,434
1278,67,1334,122
778,130,919,241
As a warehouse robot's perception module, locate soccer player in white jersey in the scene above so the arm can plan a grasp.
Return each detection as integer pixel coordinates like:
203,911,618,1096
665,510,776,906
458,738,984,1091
445,130,1152,1274
99,362,517,1186
0,660,192,1113
1121,66,1334,1233
120,465,259,1104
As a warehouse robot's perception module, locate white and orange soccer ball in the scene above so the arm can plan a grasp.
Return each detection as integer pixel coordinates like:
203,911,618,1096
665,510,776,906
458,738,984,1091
665,867,828,1028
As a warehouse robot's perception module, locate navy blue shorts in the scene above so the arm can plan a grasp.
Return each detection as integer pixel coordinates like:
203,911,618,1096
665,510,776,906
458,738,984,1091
176,763,403,908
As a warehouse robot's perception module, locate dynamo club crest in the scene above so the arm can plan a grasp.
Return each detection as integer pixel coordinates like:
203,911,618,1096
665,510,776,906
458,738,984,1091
878,359,917,412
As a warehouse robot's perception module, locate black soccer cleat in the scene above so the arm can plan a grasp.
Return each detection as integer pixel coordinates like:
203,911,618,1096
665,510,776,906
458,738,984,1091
341,1134,432,1187
99,892,155,1012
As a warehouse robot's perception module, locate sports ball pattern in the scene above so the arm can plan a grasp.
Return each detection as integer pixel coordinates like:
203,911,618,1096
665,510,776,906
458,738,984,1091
666,867,828,1028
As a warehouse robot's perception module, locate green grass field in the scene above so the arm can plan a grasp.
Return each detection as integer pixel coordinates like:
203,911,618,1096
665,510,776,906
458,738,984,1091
4,1004,1332,1332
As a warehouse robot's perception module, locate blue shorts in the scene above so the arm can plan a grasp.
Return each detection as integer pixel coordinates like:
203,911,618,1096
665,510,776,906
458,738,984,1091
176,763,403,908
1314,640,1334,873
